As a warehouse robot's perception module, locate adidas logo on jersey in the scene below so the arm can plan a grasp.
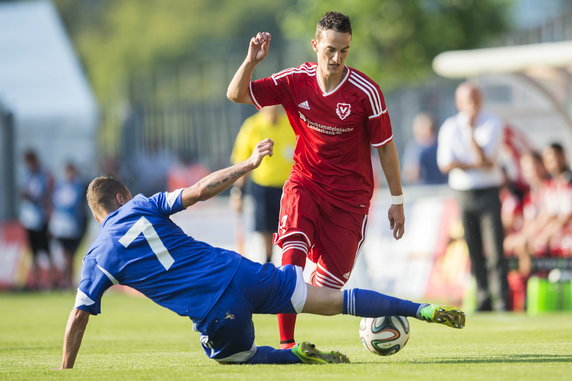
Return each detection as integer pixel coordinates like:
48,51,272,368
298,100,310,110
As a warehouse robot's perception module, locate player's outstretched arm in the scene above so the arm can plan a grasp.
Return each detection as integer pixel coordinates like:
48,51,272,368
376,141,405,240
227,32,271,104
59,308,90,369
182,139,274,208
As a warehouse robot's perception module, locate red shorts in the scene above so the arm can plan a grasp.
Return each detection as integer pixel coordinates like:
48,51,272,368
273,180,368,287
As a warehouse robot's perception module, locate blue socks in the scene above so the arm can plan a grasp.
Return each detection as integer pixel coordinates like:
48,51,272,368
242,289,423,364
343,288,421,318
244,346,300,364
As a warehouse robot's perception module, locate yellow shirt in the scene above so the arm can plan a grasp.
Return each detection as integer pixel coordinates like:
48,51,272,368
231,112,295,187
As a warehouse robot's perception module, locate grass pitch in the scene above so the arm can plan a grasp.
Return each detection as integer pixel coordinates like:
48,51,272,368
1,290,571,381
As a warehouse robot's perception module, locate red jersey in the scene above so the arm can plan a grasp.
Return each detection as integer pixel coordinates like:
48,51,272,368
249,62,393,213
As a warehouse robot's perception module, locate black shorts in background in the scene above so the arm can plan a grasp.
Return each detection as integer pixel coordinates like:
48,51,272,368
250,182,283,233
26,225,50,257
55,237,83,254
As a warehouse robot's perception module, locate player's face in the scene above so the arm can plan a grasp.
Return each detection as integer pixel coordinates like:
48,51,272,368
312,29,351,76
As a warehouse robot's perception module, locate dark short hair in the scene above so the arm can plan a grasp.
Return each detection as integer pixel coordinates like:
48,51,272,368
316,11,352,37
548,142,565,155
23,149,38,164
86,176,131,215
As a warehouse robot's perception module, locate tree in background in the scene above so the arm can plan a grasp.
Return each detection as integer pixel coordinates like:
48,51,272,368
55,0,290,103
55,0,510,102
282,0,510,90
54,0,290,152
52,0,510,159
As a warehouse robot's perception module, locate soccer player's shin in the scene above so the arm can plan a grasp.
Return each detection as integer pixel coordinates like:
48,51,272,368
343,289,465,329
342,289,421,318
278,237,308,349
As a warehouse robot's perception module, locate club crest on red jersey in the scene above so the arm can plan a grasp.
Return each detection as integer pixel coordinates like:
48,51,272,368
336,103,351,120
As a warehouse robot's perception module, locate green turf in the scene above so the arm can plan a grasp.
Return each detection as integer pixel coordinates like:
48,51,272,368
1,291,571,381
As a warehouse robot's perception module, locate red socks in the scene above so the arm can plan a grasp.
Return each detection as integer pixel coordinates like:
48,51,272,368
277,237,308,348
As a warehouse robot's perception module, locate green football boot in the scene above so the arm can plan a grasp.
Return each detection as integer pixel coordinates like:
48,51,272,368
291,342,350,364
417,304,466,329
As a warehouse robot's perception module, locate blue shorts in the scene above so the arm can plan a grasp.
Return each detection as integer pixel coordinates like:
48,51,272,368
192,257,306,363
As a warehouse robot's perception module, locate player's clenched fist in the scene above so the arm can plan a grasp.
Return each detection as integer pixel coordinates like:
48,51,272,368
249,138,274,168
248,32,271,64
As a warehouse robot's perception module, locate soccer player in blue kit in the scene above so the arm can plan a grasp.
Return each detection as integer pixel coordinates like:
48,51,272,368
59,139,465,368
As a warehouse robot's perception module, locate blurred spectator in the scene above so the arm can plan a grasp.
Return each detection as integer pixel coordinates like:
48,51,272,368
437,82,508,312
19,149,54,290
230,105,295,263
503,151,549,310
167,151,210,191
402,113,447,185
49,163,88,289
504,152,549,270
530,143,572,256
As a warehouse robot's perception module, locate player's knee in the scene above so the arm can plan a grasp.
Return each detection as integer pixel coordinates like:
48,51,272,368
322,289,343,315
303,284,343,315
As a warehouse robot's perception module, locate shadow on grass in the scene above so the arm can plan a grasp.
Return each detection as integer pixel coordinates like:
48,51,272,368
352,354,572,365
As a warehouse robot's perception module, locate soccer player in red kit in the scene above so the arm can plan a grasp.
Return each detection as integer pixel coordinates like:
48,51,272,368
227,11,405,349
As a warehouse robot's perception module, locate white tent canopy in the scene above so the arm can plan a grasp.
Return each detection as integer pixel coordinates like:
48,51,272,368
433,40,572,78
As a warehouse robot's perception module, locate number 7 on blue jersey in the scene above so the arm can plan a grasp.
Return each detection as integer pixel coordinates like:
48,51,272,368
119,216,175,270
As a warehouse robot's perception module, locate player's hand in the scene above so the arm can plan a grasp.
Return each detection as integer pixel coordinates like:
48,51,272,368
249,138,274,168
388,204,405,240
247,32,271,64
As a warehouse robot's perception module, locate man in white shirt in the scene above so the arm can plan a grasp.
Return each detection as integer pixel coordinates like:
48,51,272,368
437,82,508,312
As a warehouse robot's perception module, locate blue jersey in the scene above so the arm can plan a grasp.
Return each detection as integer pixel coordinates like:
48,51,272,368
19,169,51,230
49,178,87,239
74,189,242,320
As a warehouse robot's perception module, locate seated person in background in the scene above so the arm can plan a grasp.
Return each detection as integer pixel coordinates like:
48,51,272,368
503,151,548,310
59,139,465,368
504,151,549,274
532,143,572,257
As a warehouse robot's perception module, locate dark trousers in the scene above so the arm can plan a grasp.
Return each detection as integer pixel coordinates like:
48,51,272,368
457,187,509,311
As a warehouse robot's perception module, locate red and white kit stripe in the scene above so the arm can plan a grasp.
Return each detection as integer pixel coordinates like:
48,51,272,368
348,71,386,118
311,263,346,290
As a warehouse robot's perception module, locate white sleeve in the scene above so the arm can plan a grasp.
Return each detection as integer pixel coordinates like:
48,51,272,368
153,189,185,216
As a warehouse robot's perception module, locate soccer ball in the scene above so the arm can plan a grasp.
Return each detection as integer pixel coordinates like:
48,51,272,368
359,316,410,356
